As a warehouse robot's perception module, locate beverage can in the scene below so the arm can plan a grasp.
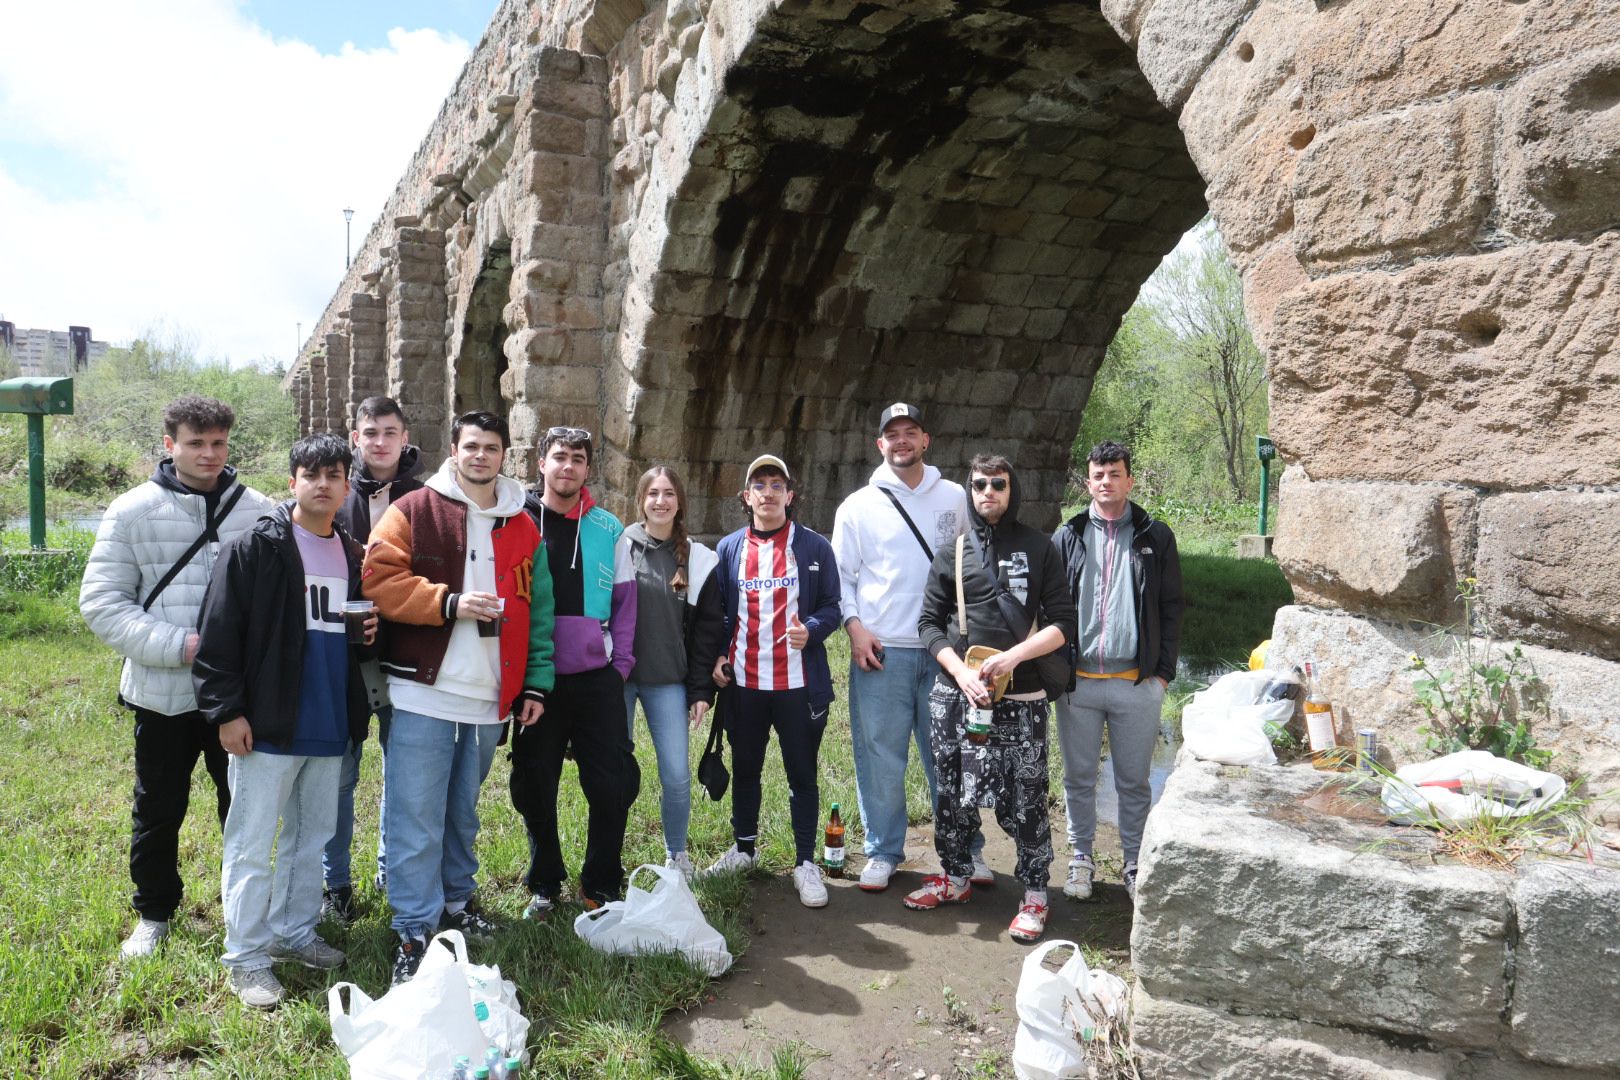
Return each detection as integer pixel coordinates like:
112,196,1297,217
966,706,993,744
1356,730,1378,774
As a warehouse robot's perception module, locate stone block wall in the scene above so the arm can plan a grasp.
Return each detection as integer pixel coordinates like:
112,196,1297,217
1132,759,1620,1078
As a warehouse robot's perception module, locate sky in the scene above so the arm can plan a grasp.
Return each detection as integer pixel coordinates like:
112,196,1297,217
0,1,501,368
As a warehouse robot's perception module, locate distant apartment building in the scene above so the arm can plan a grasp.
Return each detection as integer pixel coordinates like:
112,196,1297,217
0,322,108,376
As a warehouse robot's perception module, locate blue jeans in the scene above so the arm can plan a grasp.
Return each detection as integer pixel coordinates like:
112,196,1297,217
322,707,390,891
624,681,692,855
382,709,500,939
848,648,940,864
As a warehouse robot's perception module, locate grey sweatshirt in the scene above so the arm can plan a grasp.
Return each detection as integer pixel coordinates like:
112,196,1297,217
624,523,688,685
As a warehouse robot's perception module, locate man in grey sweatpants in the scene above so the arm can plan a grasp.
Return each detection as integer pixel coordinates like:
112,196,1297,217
1050,440,1183,902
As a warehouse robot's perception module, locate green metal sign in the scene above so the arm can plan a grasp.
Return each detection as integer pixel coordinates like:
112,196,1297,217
1256,436,1277,536
0,377,76,548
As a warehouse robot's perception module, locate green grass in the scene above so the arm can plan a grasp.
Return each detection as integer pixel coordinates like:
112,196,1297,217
0,611,928,1079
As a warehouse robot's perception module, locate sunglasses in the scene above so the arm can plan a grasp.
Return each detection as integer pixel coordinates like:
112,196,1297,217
971,477,1009,492
544,426,592,443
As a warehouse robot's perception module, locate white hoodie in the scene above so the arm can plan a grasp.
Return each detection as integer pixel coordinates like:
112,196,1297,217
831,463,969,649
386,459,530,725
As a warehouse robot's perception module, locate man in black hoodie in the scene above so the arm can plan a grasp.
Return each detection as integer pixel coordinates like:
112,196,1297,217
908,454,1076,944
325,396,425,918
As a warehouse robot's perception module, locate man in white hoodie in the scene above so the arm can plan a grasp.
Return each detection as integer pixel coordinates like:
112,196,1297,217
832,403,985,892
362,411,554,984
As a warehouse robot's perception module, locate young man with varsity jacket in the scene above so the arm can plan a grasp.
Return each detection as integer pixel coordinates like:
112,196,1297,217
510,425,640,917
193,433,376,1008
707,453,843,909
361,411,555,985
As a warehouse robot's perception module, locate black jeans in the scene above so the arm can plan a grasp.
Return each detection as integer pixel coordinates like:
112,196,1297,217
509,665,640,903
130,707,231,921
726,685,827,866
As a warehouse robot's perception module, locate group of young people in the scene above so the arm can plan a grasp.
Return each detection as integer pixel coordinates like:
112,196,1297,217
80,391,1183,1010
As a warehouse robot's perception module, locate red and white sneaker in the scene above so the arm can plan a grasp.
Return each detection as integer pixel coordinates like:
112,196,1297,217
902,874,972,910
1008,900,1048,943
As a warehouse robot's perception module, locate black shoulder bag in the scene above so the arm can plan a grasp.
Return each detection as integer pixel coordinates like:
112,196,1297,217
878,487,933,561
140,484,248,612
695,699,729,801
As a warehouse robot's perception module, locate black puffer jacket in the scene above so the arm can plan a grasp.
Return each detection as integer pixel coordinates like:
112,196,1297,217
917,466,1076,696
193,502,373,749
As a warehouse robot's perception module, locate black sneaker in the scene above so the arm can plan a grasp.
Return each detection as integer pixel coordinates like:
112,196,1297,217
391,935,427,986
322,885,357,925
440,900,496,941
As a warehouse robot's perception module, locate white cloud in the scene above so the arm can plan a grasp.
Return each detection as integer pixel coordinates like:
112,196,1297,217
0,1,472,366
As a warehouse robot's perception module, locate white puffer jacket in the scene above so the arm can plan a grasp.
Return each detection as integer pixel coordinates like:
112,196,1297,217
79,463,274,715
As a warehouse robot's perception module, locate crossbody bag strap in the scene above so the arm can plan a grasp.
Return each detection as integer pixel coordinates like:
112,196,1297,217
878,487,933,561
141,484,247,612
955,534,967,641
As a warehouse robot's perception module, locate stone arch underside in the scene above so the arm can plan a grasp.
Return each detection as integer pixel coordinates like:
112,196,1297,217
607,0,1205,536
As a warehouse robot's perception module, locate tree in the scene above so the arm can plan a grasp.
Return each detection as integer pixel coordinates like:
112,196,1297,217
1146,222,1268,500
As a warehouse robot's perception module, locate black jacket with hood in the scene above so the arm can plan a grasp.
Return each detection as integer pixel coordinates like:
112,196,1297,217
1051,500,1184,685
336,445,425,546
193,502,373,749
917,466,1077,697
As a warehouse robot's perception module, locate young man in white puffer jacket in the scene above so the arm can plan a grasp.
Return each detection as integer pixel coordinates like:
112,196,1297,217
80,395,273,960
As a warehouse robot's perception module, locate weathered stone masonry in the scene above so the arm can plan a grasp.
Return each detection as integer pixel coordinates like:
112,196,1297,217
289,3,1620,793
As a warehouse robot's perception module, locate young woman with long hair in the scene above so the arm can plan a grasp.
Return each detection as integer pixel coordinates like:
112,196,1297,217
622,465,726,877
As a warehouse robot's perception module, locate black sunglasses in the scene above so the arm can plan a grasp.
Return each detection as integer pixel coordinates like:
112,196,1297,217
971,477,1009,492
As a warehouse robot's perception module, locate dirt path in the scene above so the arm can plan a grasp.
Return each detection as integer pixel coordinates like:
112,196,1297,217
667,821,1134,1078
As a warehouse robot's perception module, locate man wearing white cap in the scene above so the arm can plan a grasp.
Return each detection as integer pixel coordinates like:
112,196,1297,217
707,454,843,908
831,404,985,892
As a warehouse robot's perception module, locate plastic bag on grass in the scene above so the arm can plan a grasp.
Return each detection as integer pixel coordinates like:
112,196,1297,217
328,930,490,1080
1180,670,1291,766
573,863,733,976
1380,749,1565,826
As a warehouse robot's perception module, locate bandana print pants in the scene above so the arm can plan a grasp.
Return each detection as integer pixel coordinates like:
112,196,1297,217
928,674,1053,889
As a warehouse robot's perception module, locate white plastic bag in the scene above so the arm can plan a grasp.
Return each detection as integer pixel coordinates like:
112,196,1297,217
573,864,733,976
462,955,529,1058
1380,749,1566,826
1180,670,1288,766
328,930,491,1080
1011,940,1126,1080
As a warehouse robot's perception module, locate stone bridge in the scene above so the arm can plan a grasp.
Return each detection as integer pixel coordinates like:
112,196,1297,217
290,2,1620,783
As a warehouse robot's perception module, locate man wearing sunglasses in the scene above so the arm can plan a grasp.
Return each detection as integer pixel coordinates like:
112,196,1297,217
511,425,640,916
909,455,1075,943
831,403,984,894
1051,440,1183,905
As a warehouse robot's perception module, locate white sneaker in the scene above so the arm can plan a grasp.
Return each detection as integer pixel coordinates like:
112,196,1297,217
1063,855,1095,901
666,851,696,881
120,918,169,960
970,853,995,887
229,965,284,1009
858,857,895,892
1125,863,1138,901
704,845,759,876
793,861,829,908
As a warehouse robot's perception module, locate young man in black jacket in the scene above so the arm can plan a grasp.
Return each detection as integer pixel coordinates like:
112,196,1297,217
1050,440,1183,903
908,454,1076,943
193,433,376,1009
325,396,425,918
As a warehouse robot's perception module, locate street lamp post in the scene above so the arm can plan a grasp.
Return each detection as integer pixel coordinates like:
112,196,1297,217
343,207,355,269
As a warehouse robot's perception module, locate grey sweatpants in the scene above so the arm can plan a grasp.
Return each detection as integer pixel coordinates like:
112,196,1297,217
1054,676,1165,866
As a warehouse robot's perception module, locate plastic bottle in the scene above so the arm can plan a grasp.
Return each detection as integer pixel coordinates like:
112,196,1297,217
472,1067,490,1080
823,804,846,877
485,1046,503,1077
504,1057,523,1079
452,1056,472,1080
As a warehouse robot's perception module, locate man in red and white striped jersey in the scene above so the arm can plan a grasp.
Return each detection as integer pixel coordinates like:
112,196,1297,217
707,454,842,908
